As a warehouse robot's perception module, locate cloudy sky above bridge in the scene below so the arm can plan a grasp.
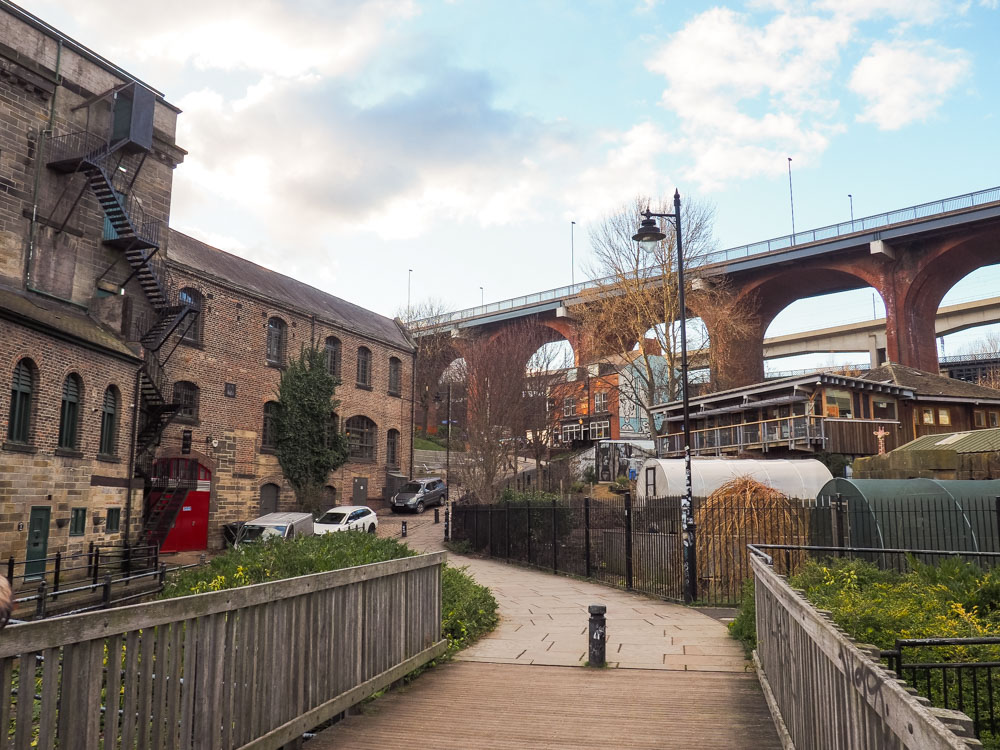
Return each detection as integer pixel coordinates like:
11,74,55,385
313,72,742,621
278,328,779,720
23,0,1000,361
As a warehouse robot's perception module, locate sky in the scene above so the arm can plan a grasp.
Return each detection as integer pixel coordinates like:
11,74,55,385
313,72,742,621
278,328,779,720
22,0,1000,366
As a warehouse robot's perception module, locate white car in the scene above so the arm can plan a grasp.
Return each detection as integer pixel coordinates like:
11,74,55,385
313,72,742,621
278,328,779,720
314,505,379,535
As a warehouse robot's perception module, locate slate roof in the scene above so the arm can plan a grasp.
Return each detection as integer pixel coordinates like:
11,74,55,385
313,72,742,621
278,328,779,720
862,363,1000,402
0,284,138,360
167,230,414,352
897,427,1000,454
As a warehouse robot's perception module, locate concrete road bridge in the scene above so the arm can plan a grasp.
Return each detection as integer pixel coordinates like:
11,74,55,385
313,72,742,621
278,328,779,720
416,185,1000,390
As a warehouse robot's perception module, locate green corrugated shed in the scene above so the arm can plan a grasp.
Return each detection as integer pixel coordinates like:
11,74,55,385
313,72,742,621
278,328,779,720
895,428,1000,454
817,478,1000,552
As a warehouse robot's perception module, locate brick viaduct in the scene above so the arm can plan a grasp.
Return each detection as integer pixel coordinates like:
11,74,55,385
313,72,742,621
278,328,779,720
421,201,1000,393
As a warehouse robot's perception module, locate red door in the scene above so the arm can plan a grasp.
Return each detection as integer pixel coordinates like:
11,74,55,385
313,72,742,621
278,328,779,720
158,460,211,553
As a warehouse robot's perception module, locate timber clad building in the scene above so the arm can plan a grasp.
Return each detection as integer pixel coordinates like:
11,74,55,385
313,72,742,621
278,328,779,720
0,2,414,566
653,364,1000,460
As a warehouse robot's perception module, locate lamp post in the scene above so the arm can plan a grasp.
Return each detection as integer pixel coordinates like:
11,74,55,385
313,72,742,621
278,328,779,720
632,189,697,603
479,286,484,307
436,385,453,540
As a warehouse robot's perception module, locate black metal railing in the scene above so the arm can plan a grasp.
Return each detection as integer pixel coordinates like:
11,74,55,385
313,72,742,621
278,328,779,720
455,492,1000,606
5,542,158,592
882,637,1000,745
46,129,108,165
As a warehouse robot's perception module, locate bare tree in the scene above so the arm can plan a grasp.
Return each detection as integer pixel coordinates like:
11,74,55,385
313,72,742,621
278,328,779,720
960,332,1000,391
455,321,553,503
579,195,756,441
398,299,460,438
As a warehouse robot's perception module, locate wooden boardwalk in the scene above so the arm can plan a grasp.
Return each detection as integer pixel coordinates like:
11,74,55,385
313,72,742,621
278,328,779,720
309,661,781,749
310,517,782,749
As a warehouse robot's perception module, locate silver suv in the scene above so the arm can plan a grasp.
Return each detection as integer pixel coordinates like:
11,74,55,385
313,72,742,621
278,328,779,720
391,478,446,514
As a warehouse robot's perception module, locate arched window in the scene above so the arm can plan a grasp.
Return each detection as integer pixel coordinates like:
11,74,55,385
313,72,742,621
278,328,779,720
99,386,119,456
7,359,35,443
325,336,342,379
356,347,372,388
179,288,203,344
386,429,400,469
58,374,82,450
260,483,279,514
345,415,376,461
266,317,287,365
262,401,280,449
322,485,337,508
325,411,340,448
388,357,402,396
173,381,200,420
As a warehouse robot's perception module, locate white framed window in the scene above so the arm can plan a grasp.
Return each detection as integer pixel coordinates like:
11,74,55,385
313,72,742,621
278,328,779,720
563,396,576,417
594,391,607,413
562,423,583,441
589,420,610,439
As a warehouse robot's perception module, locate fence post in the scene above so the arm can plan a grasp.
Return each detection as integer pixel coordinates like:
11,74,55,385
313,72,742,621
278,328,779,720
35,580,47,620
584,496,592,579
833,493,846,555
102,574,112,609
487,505,493,557
159,563,167,584
92,545,100,585
527,502,533,566
552,497,558,574
624,491,634,590
505,501,511,561
995,497,1000,548
53,552,61,593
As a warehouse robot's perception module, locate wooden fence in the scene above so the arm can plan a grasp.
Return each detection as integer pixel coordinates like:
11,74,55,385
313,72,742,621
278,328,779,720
0,552,447,750
751,553,981,749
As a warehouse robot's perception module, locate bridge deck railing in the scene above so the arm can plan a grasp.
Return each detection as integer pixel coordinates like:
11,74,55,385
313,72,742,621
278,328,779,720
415,184,1000,331
0,552,447,750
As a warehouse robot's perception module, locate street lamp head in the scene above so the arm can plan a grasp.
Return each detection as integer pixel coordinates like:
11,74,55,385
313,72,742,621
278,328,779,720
632,215,665,254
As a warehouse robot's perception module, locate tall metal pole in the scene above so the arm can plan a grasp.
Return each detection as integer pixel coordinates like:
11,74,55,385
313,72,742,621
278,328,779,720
849,194,854,229
480,286,484,307
571,221,576,287
445,383,452,540
673,188,697,604
787,157,796,240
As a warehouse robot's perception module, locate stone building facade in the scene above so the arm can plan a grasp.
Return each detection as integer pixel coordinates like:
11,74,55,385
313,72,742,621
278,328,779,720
0,3,414,566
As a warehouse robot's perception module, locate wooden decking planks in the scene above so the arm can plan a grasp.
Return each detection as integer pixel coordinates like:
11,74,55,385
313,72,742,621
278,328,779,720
309,661,782,750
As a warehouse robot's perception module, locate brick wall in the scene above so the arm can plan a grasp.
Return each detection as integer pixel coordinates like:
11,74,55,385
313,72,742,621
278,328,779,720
0,321,140,563
156,260,415,549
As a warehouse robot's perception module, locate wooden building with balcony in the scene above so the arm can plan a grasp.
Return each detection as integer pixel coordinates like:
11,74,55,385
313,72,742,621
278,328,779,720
652,364,1000,460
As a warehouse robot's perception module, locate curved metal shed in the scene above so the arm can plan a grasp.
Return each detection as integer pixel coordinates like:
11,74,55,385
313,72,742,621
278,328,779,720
817,478,1000,552
637,458,833,501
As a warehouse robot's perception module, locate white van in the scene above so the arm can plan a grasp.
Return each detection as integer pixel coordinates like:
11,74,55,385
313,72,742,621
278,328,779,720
236,512,314,544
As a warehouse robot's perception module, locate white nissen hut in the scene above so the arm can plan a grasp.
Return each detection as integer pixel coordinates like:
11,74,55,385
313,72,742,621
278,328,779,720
636,458,833,503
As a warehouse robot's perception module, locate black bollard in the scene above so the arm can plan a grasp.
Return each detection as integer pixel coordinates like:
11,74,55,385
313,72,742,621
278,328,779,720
434,507,440,524
588,604,607,667
444,508,450,541
401,521,407,538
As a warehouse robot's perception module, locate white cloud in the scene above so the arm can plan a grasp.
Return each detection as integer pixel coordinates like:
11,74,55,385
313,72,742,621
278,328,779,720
849,40,969,129
646,6,850,188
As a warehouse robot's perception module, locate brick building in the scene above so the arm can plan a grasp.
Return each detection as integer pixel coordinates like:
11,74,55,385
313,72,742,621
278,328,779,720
0,2,413,566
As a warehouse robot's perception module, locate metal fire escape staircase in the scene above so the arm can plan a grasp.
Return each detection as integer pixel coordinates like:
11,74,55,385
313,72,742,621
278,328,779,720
46,112,199,509
143,479,194,549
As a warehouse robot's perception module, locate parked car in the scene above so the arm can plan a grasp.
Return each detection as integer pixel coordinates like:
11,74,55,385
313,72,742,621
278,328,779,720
391,478,446,513
237,512,314,544
314,505,378,534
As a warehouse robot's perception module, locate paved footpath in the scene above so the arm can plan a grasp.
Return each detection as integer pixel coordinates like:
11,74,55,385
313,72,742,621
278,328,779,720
310,514,780,748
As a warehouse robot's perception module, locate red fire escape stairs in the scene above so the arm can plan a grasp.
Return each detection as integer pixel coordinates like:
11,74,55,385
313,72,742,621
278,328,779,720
143,481,194,549
46,123,200,545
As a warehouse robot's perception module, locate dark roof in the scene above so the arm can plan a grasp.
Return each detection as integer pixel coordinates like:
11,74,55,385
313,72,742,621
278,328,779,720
0,284,138,360
862,363,1000,402
652,370,911,412
897,427,1000,454
167,230,413,352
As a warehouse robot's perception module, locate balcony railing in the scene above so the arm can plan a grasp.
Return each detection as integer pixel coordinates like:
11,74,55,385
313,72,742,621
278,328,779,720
658,414,826,456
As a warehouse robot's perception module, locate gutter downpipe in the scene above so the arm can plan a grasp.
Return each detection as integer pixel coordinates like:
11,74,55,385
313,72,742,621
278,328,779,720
123,367,142,546
25,38,61,289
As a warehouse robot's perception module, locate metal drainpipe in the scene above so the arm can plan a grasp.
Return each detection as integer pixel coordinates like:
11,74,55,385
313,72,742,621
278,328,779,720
123,367,142,546
409,349,416,478
25,38,61,289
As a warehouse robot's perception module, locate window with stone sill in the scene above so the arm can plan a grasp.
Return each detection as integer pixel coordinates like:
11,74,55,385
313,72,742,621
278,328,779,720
7,358,35,444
